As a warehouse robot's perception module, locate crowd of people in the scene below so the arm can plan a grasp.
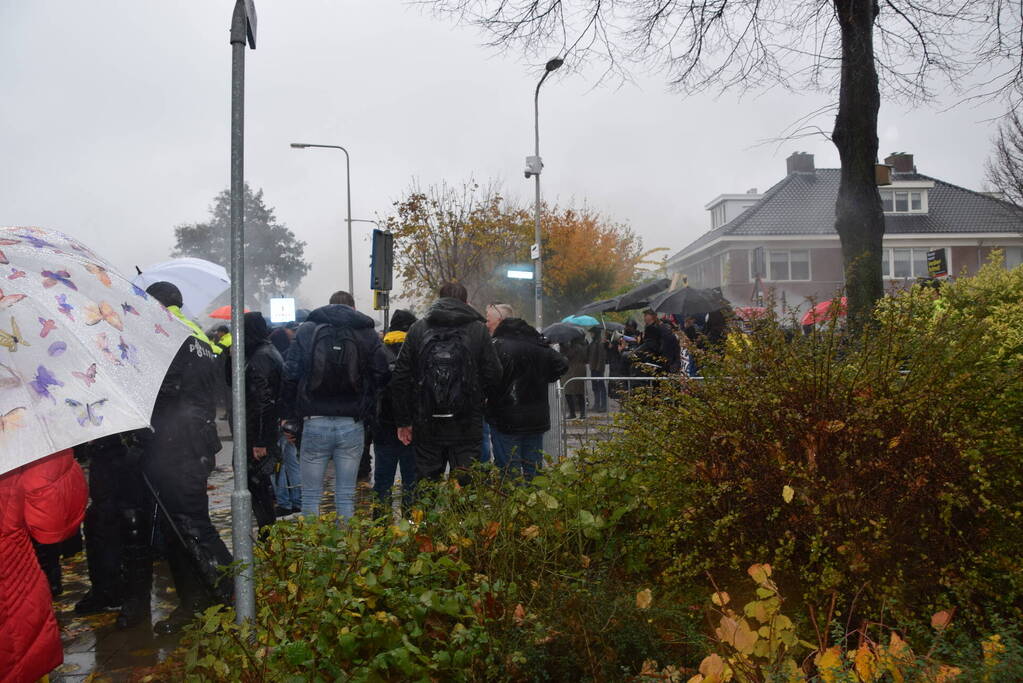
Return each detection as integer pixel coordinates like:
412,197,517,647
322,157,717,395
0,278,714,681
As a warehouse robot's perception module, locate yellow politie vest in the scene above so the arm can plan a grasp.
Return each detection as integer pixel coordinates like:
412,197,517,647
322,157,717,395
168,305,223,355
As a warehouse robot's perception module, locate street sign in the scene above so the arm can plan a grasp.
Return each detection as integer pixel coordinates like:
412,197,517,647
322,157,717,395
530,243,540,260
269,297,295,324
927,248,948,278
507,268,533,280
244,0,257,48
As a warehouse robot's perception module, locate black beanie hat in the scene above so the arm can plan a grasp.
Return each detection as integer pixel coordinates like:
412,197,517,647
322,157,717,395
389,309,417,332
145,281,183,309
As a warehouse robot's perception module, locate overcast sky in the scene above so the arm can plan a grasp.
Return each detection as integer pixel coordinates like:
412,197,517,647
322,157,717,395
0,1,1010,320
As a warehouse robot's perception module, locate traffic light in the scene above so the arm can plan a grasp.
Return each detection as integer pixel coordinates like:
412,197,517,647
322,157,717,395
370,229,394,291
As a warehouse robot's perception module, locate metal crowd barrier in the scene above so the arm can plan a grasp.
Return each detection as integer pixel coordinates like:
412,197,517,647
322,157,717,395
550,374,704,460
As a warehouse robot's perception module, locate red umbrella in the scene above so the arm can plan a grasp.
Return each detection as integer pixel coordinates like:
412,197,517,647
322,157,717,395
734,306,767,321
801,297,847,326
208,304,250,320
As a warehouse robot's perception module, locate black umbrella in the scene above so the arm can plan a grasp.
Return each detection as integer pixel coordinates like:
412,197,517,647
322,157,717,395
614,278,671,311
576,297,621,316
599,321,626,332
541,322,587,345
648,287,731,317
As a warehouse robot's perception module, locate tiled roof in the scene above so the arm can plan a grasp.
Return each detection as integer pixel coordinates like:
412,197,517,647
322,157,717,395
670,169,1023,262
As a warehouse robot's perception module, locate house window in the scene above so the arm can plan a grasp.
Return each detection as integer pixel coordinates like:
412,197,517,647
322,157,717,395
765,250,811,282
880,189,926,214
711,204,727,228
881,247,944,278
1002,247,1023,269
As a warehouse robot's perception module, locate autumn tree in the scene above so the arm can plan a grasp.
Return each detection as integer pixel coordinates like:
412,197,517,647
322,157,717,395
385,179,659,320
538,207,664,321
173,184,310,307
427,0,1023,325
384,180,530,306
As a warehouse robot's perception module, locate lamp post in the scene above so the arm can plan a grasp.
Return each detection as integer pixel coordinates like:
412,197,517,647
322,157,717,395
290,143,354,294
229,0,256,625
524,57,563,329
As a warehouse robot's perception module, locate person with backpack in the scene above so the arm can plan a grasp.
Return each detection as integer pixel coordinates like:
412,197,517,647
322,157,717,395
390,282,502,487
281,291,389,520
488,317,568,479
373,309,418,517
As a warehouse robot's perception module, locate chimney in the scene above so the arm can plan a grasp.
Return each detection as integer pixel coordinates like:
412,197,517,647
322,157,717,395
786,152,815,175
884,152,915,173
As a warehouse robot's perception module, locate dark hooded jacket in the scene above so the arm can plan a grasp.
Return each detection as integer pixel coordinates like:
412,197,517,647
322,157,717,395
487,318,568,435
376,310,417,440
282,304,389,421
242,312,284,450
390,298,502,444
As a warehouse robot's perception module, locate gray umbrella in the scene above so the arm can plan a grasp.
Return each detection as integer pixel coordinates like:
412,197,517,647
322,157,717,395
575,297,621,316
648,287,731,317
613,278,672,311
541,322,587,345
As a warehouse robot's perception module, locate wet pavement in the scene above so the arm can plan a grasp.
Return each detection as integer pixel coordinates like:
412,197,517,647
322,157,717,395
50,432,240,682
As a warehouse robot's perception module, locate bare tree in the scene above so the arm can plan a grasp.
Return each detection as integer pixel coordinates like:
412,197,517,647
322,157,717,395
986,109,1023,206
425,0,1022,324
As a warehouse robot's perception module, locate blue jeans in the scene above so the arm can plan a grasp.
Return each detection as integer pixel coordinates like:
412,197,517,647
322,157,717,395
491,431,545,480
479,421,493,463
373,438,417,516
274,435,302,510
300,416,364,520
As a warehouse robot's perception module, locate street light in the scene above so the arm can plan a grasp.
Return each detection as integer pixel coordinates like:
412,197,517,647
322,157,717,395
290,142,354,294
524,56,564,329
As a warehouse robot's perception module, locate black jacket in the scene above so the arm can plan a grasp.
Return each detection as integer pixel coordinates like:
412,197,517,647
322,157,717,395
243,313,284,450
390,298,502,444
282,304,389,421
144,334,221,468
487,318,568,435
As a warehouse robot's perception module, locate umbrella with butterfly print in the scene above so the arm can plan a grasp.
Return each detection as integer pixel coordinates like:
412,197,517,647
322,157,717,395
0,226,193,476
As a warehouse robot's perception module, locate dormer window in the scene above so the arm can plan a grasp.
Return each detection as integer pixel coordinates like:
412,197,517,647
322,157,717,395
880,189,927,213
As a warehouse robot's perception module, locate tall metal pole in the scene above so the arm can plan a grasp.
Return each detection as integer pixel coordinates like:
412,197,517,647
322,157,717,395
533,73,548,329
344,149,353,295
229,0,255,624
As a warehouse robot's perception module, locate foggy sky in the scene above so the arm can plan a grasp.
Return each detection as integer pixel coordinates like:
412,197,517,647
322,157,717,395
0,1,1009,321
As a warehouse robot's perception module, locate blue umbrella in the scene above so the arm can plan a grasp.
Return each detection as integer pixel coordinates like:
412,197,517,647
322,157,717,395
562,314,600,327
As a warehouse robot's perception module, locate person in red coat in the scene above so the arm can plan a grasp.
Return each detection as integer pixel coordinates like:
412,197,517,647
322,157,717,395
0,449,87,683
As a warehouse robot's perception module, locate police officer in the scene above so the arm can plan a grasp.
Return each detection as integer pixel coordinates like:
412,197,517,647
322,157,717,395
140,282,233,634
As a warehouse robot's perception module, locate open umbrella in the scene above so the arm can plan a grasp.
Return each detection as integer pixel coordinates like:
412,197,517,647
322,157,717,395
801,297,847,326
0,226,193,476
562,314,600,327
734,306,768,321
208,304,250,320
614,278,671,311
649,287,731,317
575,297,620,316
132,257,230,319
541,323,586,345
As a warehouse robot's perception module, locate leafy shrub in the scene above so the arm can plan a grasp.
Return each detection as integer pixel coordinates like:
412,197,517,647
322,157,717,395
594,276,1023,628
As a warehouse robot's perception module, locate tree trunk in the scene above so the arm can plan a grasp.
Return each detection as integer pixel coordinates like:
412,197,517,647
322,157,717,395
832,0,885,329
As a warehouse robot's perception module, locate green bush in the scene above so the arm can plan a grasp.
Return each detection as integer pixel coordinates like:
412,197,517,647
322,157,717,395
596,272,1023,628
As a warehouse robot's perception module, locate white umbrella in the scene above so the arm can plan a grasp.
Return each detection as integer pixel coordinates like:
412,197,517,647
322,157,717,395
132,257,230,319
0,226,193,476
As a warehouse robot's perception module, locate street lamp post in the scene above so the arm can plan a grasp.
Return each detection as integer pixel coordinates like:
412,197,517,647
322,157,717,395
524,57,563,330
290,143,354,295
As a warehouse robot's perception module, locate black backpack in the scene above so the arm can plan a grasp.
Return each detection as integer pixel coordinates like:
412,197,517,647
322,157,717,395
417,326,475,419
306,324,362,398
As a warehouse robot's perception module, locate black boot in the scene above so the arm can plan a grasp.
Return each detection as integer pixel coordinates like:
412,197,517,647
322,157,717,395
116,507,153,629
75,589,121,615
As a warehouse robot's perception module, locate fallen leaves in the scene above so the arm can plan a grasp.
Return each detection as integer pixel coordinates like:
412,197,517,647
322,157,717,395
636,588,653,610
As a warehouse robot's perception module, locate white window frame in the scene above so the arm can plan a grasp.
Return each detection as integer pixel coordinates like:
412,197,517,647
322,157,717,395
880,189,928,214
880,246,951,279
758,249,812,282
